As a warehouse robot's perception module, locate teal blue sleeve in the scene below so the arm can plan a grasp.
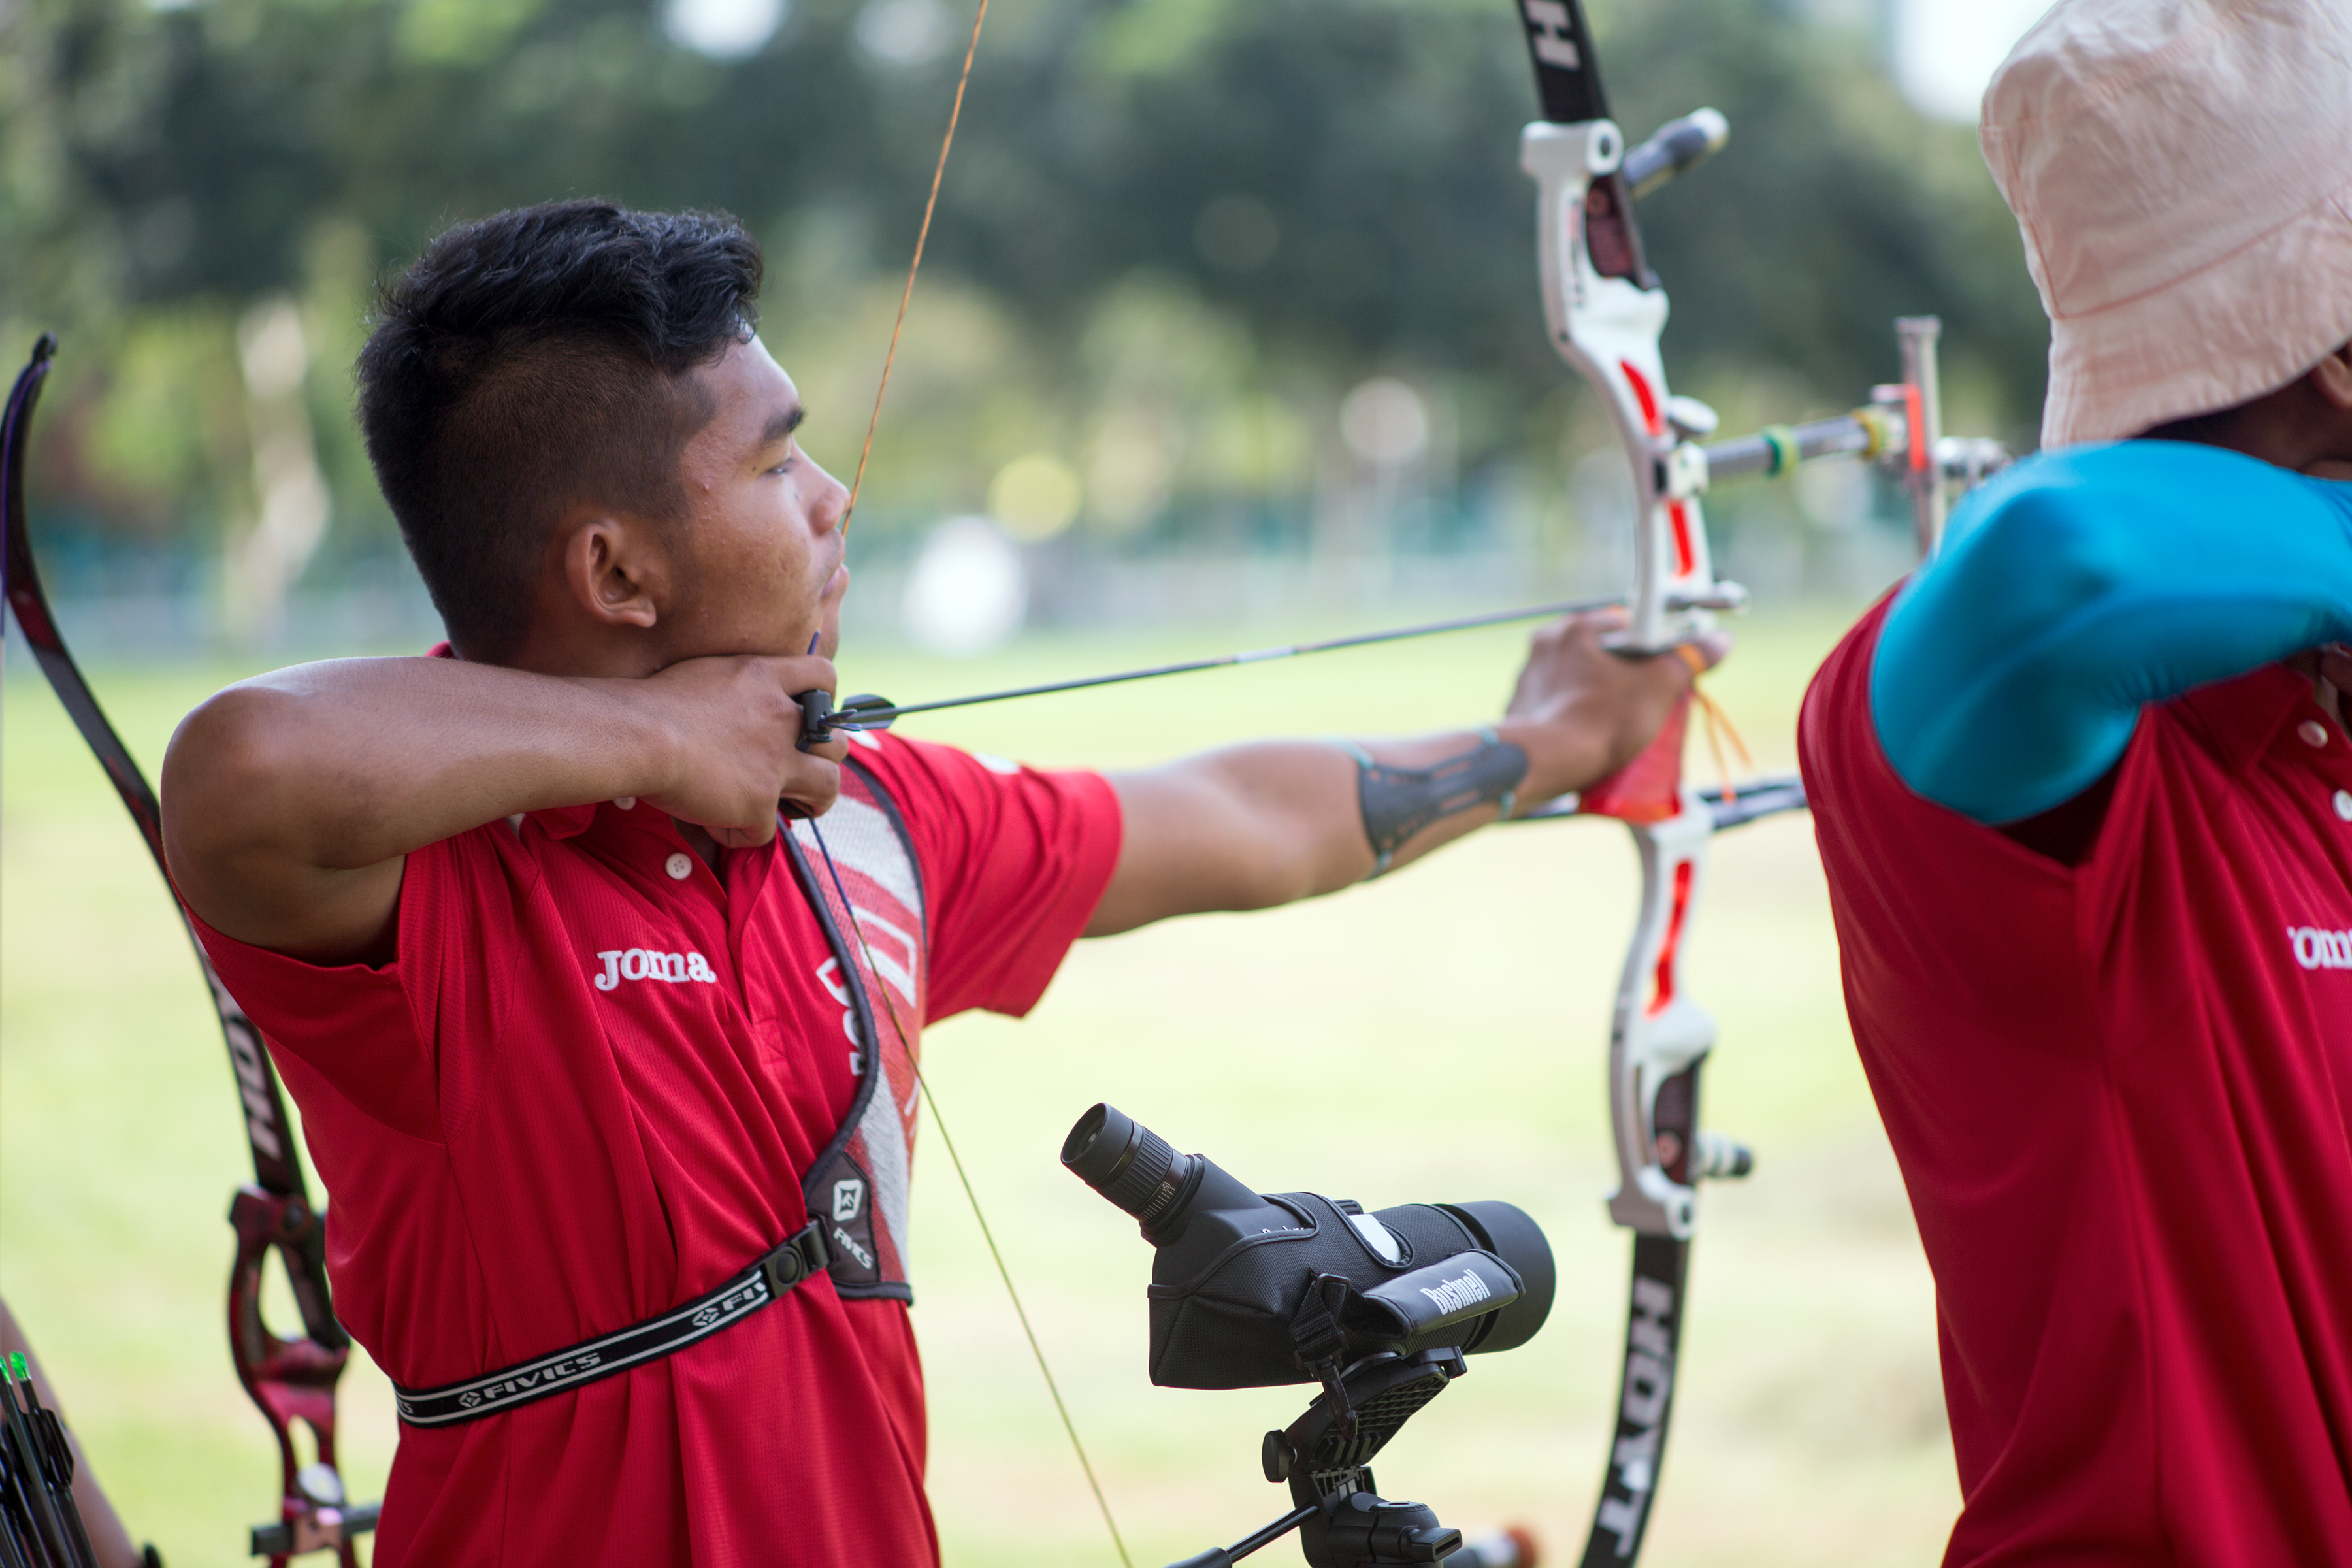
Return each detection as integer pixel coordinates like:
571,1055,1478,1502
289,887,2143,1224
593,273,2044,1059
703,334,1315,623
1870,442,2352,824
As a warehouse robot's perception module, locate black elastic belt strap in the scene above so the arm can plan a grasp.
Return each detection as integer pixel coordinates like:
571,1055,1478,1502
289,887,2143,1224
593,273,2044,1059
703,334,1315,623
392,1220,831,1428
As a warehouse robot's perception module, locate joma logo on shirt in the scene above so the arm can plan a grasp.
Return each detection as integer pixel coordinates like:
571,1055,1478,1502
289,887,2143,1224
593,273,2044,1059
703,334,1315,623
2289,926,2352,971
593,948,719,990
2295,921,2352,968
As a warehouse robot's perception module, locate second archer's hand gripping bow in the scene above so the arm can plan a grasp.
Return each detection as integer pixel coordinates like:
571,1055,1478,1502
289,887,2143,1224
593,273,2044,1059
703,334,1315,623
2,338,379,1565
1511,5,1777,1564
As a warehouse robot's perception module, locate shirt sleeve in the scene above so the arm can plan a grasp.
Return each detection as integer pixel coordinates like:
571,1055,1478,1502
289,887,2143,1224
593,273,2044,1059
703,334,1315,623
186,902,444,1144
183,827,526,1143
1871,442,2352,823
839,734,1122,1022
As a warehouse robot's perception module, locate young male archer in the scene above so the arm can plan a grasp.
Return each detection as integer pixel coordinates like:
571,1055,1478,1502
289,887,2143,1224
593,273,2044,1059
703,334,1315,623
157,199,1711,1565
1801,0,2352,1560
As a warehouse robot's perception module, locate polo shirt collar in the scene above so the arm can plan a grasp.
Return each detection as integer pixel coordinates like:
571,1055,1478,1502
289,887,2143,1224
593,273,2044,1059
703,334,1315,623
2179,662,2330,776
426,644,664,845
523,802,602,840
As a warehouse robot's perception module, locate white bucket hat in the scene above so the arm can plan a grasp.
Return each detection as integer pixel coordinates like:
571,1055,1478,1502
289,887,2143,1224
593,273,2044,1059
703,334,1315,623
1980,0,2352,448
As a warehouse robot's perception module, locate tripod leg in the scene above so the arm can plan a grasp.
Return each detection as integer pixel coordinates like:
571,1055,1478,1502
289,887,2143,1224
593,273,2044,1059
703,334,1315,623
1166,1502,1318,1568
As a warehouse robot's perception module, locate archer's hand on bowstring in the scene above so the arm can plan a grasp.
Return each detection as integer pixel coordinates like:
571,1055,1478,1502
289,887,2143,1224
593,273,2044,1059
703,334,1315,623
635,651,849,840
161,649,846,968
1501,607,1730,799
1081,609,1726,937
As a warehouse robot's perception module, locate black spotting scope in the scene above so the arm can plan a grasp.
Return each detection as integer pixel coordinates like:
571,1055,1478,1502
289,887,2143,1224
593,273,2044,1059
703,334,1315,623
1062,1103,1555,1390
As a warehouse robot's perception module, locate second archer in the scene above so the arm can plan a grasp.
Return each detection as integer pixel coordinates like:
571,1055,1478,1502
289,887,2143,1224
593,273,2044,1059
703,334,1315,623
154,199,1720,1567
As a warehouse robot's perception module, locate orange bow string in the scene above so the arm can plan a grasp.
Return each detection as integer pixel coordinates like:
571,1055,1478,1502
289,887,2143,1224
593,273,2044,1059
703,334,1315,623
838,0,992,536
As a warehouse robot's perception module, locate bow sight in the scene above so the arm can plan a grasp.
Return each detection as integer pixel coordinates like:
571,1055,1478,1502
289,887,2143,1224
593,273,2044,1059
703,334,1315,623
1063,1103,1554,1567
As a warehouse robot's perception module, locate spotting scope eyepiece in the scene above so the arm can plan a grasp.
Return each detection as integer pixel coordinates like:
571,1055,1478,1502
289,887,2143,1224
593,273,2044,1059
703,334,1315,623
1062,1102,1186,1226
1063,1102,1290,1247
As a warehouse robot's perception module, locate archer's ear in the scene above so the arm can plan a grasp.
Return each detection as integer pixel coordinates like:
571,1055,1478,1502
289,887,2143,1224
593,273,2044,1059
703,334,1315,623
561,514,670,631
2311,341,2352,412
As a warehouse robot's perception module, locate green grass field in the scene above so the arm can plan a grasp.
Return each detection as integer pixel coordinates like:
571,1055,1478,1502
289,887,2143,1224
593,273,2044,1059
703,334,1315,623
0,602,1958,1567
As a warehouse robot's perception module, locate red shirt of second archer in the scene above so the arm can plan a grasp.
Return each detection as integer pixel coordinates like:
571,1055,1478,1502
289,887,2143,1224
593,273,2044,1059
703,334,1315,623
1803,596,2352,1566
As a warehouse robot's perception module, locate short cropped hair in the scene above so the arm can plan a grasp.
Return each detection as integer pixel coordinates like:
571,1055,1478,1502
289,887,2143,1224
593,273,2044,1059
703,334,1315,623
356,200,763,662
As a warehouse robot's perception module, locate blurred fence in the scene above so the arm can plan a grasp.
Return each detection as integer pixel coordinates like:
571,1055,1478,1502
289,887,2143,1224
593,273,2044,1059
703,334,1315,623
8,448,1928,666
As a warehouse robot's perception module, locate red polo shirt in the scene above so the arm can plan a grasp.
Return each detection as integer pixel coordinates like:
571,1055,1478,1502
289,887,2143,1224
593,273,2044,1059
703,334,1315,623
1802,600,2352,1565
189,729,1120,1567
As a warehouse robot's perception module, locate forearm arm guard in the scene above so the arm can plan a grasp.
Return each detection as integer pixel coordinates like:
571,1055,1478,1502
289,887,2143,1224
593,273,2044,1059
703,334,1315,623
1337,728,1529,876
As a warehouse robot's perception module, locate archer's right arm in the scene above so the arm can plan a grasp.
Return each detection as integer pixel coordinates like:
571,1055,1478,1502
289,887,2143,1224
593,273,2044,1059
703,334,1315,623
161,653,843,966
1872,442,2352,828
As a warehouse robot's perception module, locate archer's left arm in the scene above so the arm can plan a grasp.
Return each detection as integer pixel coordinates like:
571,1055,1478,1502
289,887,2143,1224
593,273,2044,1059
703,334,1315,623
1084,611,1713,936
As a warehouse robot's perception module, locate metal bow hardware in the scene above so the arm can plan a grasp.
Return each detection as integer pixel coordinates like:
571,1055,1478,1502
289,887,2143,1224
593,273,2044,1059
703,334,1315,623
1507,4,2006,1562
1507,10,1767,1553
1,338,380,1563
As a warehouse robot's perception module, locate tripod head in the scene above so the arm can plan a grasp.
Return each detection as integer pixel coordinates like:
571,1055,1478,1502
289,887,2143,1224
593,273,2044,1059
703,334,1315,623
1167,1347,1468,1568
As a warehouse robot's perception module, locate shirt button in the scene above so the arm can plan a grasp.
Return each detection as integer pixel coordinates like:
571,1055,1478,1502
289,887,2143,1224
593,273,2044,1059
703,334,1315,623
2300,721,2332,748
2336,790,2352,823
665,851,694,880
614,796,637,810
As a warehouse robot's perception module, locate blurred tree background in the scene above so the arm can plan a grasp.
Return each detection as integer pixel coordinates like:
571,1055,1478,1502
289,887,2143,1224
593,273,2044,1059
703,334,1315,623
0,0,2048,644
0,6,2036,1554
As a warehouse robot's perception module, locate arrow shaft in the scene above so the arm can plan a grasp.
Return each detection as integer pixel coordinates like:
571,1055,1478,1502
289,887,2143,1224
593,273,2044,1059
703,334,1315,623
847,594,1625,728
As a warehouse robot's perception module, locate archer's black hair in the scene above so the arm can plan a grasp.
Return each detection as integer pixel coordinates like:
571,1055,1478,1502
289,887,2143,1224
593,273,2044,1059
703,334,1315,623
356,200,764,662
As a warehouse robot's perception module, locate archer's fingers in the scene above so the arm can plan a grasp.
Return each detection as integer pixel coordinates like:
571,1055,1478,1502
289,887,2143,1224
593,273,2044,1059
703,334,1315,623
2318,642,2352,694
776,751,843,824
1527,607,1625,655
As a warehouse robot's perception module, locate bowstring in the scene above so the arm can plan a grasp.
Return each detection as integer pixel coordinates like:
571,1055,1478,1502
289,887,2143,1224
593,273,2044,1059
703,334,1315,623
817,0,1130,1551
819,13,1132,1543
840,0,992,534
800,816,1134,1568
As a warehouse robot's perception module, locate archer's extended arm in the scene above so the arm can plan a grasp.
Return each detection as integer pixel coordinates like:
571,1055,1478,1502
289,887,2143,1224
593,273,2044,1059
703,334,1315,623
1085,610,1708,935
1872,441,2352,825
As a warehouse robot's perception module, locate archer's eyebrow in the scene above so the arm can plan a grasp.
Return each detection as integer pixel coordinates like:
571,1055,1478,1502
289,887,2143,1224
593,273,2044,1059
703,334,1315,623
757,404,806,450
